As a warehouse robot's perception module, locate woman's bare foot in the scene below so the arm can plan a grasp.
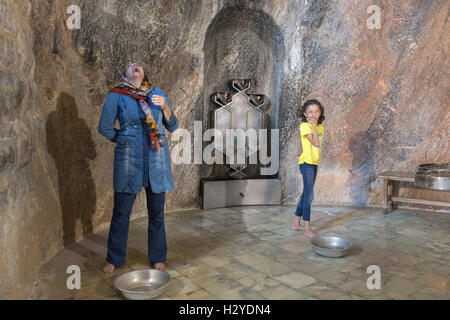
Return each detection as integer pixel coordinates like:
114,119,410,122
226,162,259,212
303,229,316,238
291,216,304,231
154,262,166,271
103,262,115,274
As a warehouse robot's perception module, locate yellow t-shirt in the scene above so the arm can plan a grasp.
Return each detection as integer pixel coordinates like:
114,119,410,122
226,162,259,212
298,122,324,165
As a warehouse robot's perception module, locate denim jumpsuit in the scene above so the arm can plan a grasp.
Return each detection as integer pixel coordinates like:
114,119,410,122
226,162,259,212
103,96,173,266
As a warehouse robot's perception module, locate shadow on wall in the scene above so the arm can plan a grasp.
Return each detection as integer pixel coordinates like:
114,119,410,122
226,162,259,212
46,92,97,246
346,83,400,206
347,131,377,206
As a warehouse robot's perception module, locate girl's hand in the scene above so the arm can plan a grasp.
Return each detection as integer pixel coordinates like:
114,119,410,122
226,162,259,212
306,115,318,126
294,153,302,158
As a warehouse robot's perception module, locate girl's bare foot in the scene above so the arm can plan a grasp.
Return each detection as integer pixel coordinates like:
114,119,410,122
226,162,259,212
303,229,316,238
292,223,305,231
103,262,115,274
292,216,304,231
154,262,166,271
303,221,316,238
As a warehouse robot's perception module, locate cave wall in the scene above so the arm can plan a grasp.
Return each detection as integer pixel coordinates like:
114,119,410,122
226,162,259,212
0,0,448,298
279,0,449,208
0,0,62,298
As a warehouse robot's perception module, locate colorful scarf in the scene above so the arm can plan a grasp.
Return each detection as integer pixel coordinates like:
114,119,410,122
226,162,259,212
110,74,162,152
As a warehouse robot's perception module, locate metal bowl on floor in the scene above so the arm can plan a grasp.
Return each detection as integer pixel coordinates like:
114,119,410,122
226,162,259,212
310,235,352,258
114,269,171,300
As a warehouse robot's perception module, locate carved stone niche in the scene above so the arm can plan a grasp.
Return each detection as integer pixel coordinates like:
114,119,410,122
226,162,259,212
201,79,281,209
200,5,284,209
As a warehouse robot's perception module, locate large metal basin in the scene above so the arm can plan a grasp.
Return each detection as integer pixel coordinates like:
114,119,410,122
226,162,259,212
310,235,352,258
114,269,171,300
414,162,450,191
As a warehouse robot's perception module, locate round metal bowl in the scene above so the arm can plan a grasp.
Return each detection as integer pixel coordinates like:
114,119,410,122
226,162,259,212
417,162,450,172
415,162,450,191
114,269,171,300
310,235,352,258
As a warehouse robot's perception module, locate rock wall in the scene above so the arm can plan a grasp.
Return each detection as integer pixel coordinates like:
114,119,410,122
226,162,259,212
279,0,449,208
0,0,448,298
0,0,62,298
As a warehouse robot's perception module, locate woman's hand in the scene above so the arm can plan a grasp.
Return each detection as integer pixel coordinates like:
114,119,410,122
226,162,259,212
151,95,169,109
152,94,173,121
294,153,302,158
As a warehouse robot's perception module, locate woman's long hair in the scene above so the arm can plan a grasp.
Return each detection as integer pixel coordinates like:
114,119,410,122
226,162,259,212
299,99,325,124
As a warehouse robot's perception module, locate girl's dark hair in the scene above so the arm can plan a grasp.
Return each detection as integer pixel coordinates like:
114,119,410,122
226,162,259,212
299,99,325,124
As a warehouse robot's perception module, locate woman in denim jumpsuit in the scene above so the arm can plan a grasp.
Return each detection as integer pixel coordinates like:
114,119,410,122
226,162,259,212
98,63,179,273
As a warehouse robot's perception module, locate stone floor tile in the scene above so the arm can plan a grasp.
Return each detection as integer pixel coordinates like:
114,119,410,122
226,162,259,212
383,277,423,296
177,263,220,280
273,271,317,289
170,288,217,300
259,284,304,300
277,240,311,254
312,269,356,286
216,262,256,281
193,275,240,295
415,273,449,293
249,242,287,257
72,280,117,300
199,255,233,269
234,251,272,267
234,272,280,292
299,282,362,300
251,261,294,277
410,286,450,300
216,286,265,300
162,276,201,298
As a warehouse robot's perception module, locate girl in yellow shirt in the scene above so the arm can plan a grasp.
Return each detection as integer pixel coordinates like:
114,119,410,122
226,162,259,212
292,99,325,238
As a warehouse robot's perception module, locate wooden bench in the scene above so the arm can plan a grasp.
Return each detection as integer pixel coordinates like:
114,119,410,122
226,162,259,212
377,171,450,214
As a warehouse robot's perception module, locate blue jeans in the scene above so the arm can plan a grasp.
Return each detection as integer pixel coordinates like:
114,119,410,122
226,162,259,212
106,184,167,266
295,163,318,221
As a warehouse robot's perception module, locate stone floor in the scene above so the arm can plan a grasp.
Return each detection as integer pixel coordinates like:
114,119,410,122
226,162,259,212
30,205,450,300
